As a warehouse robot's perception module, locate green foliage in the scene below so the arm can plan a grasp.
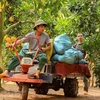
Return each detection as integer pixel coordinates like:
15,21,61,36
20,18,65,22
83,33,100,58
2,40,15,70
93,59,100,87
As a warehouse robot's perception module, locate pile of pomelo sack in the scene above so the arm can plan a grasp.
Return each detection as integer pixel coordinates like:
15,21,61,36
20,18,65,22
51,33,87,64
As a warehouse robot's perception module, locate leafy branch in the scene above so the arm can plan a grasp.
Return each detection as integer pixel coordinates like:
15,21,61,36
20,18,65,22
5,20,35,34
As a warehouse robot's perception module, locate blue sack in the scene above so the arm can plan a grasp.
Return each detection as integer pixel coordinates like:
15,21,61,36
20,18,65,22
51,48,83,64
79,59,88,64
71,47,84,62
54,33,72,55
19,43,29,56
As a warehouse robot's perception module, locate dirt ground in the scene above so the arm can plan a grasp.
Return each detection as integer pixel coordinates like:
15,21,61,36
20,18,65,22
0,80,100,100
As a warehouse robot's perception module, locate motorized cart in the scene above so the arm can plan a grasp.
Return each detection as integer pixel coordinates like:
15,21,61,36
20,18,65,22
3,36,91,100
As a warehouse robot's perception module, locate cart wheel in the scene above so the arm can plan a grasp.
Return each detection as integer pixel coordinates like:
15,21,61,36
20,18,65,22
21,83,29,100
63,78,78,97
34,88,48,95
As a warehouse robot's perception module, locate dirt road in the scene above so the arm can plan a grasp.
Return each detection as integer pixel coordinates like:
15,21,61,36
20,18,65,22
0,82,100,100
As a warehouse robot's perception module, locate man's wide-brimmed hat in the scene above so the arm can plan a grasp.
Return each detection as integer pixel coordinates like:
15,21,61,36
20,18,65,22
33,19,47,30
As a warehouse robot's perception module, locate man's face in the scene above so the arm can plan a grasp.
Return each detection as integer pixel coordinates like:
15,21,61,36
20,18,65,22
77,33,84,41
36,24,45,33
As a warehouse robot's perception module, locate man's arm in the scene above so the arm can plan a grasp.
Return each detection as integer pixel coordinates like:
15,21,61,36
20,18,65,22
8,39,25,48
41,43,51,52
84,53,88,60
14,39,24,45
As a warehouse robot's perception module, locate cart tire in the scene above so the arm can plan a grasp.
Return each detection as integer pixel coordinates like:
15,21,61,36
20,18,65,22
63,78,78,97
35,88,48,95
21,83,29,100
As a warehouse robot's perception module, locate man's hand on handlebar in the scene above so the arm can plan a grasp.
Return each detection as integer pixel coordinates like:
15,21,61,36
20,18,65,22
6,43,15,48
41,47,46,52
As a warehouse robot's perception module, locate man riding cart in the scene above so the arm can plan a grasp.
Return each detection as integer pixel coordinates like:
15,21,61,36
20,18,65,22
0,19,51,79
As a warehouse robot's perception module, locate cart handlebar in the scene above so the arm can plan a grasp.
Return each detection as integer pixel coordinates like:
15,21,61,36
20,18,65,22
9,36,41,63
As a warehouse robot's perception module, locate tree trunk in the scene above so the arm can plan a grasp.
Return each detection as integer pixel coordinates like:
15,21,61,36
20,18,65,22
0,1,5,90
